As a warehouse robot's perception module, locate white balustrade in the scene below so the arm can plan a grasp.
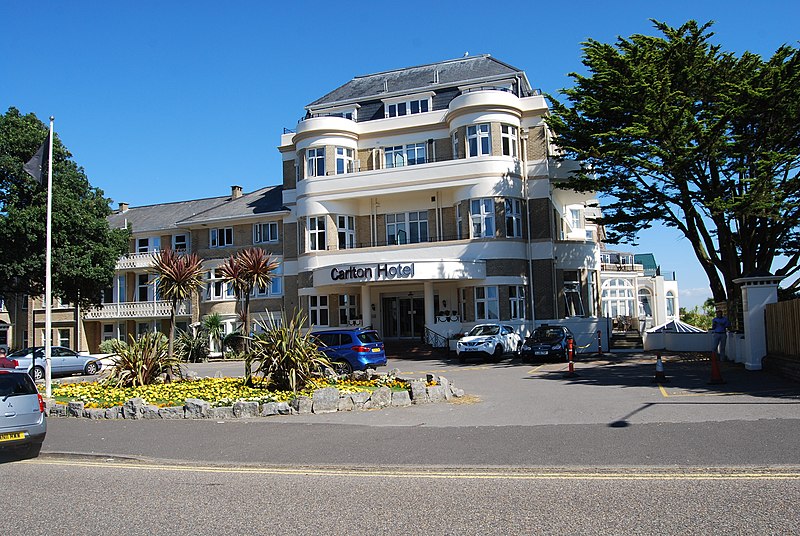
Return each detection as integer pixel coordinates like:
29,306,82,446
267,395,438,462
84,300,191,320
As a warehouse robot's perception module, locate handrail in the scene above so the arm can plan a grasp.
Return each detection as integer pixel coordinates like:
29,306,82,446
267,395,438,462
424,326,449,349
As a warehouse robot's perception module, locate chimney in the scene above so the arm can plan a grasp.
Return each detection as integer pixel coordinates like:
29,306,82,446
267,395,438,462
231,185,243,200
118,202,129,213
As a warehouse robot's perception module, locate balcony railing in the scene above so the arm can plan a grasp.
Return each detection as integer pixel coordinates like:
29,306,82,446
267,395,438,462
115,249,189,270
84,300,191,320
601,263,645,273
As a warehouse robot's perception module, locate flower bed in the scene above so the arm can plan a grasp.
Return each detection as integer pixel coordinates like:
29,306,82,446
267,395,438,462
44,371,465,420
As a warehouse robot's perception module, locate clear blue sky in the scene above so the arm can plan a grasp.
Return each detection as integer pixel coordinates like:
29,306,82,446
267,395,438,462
2,0,798,309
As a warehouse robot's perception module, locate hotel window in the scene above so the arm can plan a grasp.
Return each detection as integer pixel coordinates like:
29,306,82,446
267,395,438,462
666,291,676,317
116,275,126,303
253,222,279,244
384,146,404,168
23,330,28,348
467,124,491,157
339,294,359,325
505,199,522,238
252,262,283,298
386,98,429,118
336,147,355,174
456,203,463,239
475,286,499,320
384,143,427,168
570,208,582,230
206,268,234,301
501,125,518,157
0,329,7,347
406,143,426,165
210,227,233,248
137,236,160,253
337,216,356,249
509,286,526,320
101,286,113,304
564,271,585,317
102,324,115,341
306,147,325,177
137,274,153,302
452,131,459,158
308,216,327,251
387,212,428,245
309,295,329,326
471,198,495,238
58,329,70,347
172,234,188,252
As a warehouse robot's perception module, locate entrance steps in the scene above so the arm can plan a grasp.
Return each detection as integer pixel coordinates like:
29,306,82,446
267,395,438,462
610,331,644,350
384,340,446,360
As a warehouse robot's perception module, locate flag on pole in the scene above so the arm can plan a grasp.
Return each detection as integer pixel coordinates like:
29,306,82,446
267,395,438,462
23,133,51,186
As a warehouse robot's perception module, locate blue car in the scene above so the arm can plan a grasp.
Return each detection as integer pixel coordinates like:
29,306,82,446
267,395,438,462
311,328,387,375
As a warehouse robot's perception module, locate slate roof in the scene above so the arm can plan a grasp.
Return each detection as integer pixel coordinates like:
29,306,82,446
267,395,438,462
176,186,286,225
308,54,530,109
107,186,285,233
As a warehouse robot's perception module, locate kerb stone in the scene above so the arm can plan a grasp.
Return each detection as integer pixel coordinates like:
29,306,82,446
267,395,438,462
370,386,391,408
233,401,259,418
391,390,412,407
312,387,340,413
184,398,210,419
410,380,429,404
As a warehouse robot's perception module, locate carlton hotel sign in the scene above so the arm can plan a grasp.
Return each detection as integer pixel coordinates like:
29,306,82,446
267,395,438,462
314,260,486,286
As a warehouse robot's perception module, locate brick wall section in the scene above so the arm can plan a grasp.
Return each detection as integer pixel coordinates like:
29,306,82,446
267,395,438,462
440,206,456,240
529,198,552,239
486,259,528,277
527,125,548,160
490,123,503,156
532,259,555,319
433,138,451,162
453,127,467,159
357,148,373,171
283,222,298,260
282,159,296,190
283,275,299,315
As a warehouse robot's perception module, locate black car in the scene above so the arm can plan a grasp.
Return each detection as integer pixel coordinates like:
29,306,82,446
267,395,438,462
520,325,574,361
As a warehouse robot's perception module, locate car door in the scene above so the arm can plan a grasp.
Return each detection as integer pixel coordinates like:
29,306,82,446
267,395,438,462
314,333,340,360
49,347,68,374
60,348,82,374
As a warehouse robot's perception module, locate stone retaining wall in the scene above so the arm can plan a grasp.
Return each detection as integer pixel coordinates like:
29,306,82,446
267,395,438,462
45,373,466,420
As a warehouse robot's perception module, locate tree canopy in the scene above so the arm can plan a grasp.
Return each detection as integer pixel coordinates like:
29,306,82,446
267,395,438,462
548,20,800,314
0,107,129,308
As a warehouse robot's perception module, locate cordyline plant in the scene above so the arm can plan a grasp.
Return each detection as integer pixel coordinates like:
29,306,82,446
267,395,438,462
103,332,181,388
249,310,331,393
219,247,280,384
151,249,206,361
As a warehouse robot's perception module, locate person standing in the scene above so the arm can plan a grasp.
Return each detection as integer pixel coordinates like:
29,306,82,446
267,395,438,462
711,310,732,361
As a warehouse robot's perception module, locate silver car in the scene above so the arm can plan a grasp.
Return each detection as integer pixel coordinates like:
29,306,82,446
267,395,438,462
8,346,103,381
0,370,46,458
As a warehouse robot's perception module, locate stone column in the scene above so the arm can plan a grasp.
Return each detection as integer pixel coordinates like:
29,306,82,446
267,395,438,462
733,274,783,371
424,282,435,330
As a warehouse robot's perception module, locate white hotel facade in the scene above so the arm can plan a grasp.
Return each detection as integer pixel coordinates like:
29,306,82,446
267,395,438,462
276,54,668,346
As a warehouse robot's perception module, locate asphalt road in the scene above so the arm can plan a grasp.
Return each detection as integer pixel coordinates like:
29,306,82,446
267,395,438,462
5,353,799,535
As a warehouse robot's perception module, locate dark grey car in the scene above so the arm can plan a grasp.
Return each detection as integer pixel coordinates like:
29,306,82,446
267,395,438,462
0,370,46,459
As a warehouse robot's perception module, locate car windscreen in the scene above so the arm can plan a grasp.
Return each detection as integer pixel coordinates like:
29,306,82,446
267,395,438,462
531,329,564,342
0,374,37,398
7,348,30,358
468,325,500,336
357,332,382,344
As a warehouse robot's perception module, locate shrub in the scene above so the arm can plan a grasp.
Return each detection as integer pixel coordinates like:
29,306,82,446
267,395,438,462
249,310,331,393
99,339,125,355
103,332,181,387
175,329,209,363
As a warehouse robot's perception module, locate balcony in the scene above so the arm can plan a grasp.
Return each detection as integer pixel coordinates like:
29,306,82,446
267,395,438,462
115,252,155,270
601,263,645,273
84,300,191,320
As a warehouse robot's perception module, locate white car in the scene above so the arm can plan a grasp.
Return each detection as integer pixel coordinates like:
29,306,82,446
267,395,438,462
456,324,522,362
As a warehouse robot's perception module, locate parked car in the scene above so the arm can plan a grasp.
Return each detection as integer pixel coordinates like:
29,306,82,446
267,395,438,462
311,328,387,375
520,325,575,361
0,370,46,459
456,324,522,362
7,347,104,381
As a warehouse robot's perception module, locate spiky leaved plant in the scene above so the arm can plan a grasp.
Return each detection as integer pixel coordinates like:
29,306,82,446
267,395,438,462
250,310,331,393
103,332,181,388
174,328,210,363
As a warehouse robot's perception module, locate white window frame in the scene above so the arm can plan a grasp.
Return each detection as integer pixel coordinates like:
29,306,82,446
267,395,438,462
505,199,522,238
306,147,325,177
252,262,283,298
467,124,491,157
58,328,70,347
384,96,431,118
471,198,495,238
335,147,355,174
309,295,329,327
386,211,428,245
137,236,160,253
210,227,233,248
137,274,154,302
405,143,426,165
475,286,499,321
308,216,327,251
339,294,360,325
172,233,188,252
509,285,526,320
666,291,676,318
501,124,518,157
205,268,235,302
337,215,356,249
253,222,279,244
384,145,405,168
456,203,463,240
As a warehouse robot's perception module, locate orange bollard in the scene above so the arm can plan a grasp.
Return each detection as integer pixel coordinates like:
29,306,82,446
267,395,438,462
708,351,726,385
564,337,579,378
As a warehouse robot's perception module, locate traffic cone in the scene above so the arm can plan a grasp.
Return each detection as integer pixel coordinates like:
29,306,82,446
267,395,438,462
708,351,726,385
652,353,669,383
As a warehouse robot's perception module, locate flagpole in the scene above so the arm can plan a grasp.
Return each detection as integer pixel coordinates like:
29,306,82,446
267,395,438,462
45,116,54,398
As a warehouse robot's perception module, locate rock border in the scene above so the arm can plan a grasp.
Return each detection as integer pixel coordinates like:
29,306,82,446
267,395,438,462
44,371,466,420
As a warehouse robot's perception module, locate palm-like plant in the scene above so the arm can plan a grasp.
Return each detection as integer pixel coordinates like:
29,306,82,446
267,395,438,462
201,313,224,356
103,332,179,387
152,249,206,361
219,247,280,384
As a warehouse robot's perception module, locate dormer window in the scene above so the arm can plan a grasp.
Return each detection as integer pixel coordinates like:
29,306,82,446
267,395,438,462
382,92,434,118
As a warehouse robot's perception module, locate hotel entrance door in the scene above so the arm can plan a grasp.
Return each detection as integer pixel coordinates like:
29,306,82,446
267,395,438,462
382,296,425,339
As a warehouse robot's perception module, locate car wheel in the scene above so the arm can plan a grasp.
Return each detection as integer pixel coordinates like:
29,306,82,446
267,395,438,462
32,366,45,382
492,345,504,361
84,362,98,375
332,360,353,376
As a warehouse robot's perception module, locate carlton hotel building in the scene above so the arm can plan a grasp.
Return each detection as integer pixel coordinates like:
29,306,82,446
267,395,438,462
0,55,679,354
